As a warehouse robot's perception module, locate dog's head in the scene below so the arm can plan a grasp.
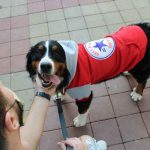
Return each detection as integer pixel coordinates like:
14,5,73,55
26,40,70,91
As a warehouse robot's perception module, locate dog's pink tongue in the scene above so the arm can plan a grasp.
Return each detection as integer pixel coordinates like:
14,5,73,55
44,74,51,82
50,75,61,85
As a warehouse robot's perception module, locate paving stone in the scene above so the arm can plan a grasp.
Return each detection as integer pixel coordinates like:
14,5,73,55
138,88,150,112
106,76,131,94
98,1,117,13
48,20,68,34
30,23,49,38
103,12,123,25
88,26,109,40
0,7,11,19
28,0,42,3
0,0,11,7
11,0,27,6
29,12,47,25
0,42,10,58
78,0,96,5
16,88,34,111
107,23,125,33
120,9,141,22
0,74,11,88
44,106,60,131
0,30,10,44
81,4,100,15
11,27,29,41
0,18,10,31
89,96,114,122
40,130,62,150
66,17,87,31
11,5,27,16
137,7,150,20
50,32,70,41
108,144,125,150
132,0,150,8
85,14,105,28
44,0,62,11
117,114,148,142
92,82,108,98
142,111,150,135
46,9,64,22
92,119,122,145
11,54,26,72
68,123,93,137
11,15,29,28
28,1,45,13
0,57,10,75
69,29,90,43
64,6,82,18
11,71,33,91
110,92,139,117
11,39,30,56
115,0,134,10
45,102,89,131
124,138,150,150
62,0,79,8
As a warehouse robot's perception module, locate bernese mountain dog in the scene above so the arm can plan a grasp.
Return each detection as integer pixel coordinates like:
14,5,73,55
26,22,150,127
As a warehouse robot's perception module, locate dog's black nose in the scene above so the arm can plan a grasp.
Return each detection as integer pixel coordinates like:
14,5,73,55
41,63,52,73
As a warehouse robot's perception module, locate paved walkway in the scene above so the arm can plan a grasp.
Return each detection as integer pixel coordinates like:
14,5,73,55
0,0,150,149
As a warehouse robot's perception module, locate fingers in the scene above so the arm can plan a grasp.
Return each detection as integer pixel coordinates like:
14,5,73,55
58,142,66,150
58,137,87,150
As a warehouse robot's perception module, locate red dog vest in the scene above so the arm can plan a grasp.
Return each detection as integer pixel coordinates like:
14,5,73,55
59,25,148,101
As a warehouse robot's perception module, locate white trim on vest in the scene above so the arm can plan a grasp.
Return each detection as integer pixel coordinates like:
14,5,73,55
66,84,91,100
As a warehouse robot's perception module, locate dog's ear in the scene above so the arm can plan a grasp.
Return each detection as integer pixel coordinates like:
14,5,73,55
26,47,36,81
56,68,70,91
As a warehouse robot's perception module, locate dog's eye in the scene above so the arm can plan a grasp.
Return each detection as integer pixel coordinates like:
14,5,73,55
51,49,65,62
32,48,45,61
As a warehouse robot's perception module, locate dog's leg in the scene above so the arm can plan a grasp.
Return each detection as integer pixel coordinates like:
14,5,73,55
130,80,147,102
73,92,93,127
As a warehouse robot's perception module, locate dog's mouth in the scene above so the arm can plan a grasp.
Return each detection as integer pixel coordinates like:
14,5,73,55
38,73,61,88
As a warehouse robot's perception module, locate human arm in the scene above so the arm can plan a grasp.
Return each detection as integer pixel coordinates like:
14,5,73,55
20,83,56,150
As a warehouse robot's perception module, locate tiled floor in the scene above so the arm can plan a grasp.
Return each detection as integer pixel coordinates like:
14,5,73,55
0,0,150,149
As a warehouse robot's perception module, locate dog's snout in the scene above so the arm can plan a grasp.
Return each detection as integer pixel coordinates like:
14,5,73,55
41,63,52,73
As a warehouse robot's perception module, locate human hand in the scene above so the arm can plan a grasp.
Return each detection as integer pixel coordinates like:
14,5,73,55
58,137,87,150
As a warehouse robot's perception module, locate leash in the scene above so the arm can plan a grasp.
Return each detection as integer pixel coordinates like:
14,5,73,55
55,92,73,150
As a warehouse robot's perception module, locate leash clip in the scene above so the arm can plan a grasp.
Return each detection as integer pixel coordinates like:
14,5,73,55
56,92,62,100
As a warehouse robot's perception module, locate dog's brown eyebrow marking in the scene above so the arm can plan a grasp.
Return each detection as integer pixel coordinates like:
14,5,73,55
52,45,58,51
38,44,44,51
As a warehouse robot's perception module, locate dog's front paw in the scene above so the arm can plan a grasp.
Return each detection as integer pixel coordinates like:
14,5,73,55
130,88,142,102
73,112,88,127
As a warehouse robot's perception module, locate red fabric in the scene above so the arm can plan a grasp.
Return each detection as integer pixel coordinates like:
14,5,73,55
67,25,147,99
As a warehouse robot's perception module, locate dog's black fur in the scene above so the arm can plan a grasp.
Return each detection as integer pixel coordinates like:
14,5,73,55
128,23,150,91
26,22,150,115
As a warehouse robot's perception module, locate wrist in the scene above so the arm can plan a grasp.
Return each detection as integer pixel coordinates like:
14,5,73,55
36,92,51,101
